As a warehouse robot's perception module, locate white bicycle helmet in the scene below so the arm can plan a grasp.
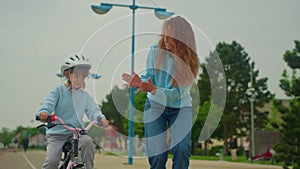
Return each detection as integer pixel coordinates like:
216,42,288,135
61,54,91,74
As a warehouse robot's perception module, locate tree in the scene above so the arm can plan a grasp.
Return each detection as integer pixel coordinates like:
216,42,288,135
197,41,272,154
191,100,220,155
191,48,227,155
123,91,147,138
101,86,146,138
273,40,300,169
101,86,129,135
0,127,14,147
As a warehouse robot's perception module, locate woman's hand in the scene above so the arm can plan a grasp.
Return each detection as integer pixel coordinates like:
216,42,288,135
121,71,141,88
140,78,156,94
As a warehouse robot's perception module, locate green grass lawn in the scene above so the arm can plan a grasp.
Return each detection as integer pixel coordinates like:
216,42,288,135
188,155,283,166
167,153,282,166
104,151,281,167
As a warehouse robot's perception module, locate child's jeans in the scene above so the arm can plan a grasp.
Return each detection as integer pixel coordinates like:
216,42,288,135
42,134,95,169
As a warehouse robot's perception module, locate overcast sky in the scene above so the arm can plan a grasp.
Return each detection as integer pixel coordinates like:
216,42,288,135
0,0,299,129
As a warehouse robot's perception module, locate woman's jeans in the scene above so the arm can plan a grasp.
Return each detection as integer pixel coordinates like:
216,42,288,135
144,100,192,169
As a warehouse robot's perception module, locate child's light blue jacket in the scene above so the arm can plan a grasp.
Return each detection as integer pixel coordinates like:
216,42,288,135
39,85,106,135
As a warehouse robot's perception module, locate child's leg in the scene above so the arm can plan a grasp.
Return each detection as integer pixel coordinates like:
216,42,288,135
42,134,70,169
79,135,95,169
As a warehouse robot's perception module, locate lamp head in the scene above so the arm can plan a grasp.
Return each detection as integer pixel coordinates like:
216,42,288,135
91,3,112,14
155,9,174,20
91,73,101,79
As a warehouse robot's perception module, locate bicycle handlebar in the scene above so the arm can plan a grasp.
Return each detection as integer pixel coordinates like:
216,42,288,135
35,114,104,167
35,114,103,138
36,114,56,129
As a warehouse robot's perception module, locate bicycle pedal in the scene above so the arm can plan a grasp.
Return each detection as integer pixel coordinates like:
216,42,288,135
73,157,83,163
73,164,84,169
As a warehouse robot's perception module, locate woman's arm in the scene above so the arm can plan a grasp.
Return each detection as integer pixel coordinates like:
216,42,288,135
140,79,191,101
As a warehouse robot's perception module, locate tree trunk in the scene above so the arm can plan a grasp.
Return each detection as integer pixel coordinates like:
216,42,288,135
223,124,229,155
191,141,195,155
204,140,209,156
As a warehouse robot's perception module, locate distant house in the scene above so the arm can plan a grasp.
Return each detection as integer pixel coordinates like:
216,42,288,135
103,125,118,150
28,133,46,149
254,99,290,154
199,99,290,153
0,142,4,150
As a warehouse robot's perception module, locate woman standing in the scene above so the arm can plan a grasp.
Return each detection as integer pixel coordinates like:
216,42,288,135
122,16,199,169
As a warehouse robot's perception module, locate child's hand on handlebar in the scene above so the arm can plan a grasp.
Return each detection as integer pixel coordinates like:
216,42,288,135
102,119,110,128
98,118,110,128
39,112,49,122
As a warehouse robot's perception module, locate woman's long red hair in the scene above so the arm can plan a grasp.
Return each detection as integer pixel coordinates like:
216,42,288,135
157,16,199,86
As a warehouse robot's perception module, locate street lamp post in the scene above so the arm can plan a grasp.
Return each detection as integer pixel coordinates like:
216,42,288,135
249,90,255,158
247,64,255,158
91,0,174,165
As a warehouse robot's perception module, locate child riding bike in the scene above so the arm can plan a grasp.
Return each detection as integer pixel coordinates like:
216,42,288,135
38,54,109,169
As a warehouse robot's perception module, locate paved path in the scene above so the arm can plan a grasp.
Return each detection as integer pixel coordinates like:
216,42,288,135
0,150,282,169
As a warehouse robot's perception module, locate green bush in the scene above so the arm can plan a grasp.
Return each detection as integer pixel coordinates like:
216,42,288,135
192,147,205,155
209,145,223,156
237,146,244,156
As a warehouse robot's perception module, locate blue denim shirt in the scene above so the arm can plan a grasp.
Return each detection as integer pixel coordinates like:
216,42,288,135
141,45,192,108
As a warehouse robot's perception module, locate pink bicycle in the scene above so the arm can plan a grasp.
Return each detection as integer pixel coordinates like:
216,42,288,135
36,114,102,169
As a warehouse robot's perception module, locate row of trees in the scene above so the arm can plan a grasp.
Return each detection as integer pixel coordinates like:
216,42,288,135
0,126,38,148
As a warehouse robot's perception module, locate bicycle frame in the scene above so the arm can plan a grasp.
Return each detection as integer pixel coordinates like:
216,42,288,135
36,114,101,169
